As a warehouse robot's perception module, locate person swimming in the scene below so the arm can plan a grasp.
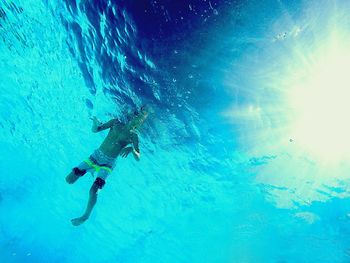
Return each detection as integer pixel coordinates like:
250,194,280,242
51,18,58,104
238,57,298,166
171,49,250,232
66,106,149,226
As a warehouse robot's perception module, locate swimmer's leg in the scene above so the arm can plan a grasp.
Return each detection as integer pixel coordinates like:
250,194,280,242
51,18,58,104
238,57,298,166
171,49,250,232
66,161,92,184
71,177,105,226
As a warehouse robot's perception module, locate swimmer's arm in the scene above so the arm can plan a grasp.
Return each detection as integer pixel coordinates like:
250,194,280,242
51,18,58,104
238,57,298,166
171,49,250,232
91,117,119,133
131,133,140,161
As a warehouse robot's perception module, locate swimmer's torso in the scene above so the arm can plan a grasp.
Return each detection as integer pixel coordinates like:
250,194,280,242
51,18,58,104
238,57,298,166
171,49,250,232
99,122,136,158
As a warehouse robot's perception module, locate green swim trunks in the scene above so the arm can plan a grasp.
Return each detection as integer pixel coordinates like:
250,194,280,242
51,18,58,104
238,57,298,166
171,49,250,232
76,149,116,180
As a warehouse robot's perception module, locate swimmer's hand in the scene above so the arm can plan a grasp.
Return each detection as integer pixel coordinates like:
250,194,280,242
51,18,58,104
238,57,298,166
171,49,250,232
120,147,133,158
89,116,100,122
90,116,101,124
90,116,102,132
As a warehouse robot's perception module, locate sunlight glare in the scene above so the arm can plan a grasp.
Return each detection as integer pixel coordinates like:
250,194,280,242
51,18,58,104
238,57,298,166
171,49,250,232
288,40,350,162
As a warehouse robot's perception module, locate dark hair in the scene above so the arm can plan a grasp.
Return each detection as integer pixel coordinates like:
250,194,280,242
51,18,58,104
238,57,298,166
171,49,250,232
125,105,148,123
134,105,147,116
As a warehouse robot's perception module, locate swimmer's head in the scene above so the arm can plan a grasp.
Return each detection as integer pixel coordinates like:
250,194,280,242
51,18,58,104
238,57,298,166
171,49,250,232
127,105,149,130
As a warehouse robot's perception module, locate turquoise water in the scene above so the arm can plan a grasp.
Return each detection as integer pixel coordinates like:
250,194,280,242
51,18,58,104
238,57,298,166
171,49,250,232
1,0,350,262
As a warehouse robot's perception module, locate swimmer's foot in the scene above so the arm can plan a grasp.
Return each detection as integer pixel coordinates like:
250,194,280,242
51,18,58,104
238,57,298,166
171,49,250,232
71,215,88,226
66,172,80,184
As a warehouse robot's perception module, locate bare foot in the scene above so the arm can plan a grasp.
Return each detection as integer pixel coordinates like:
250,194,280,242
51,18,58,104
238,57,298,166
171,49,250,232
66,172,79,184
71,216,88,226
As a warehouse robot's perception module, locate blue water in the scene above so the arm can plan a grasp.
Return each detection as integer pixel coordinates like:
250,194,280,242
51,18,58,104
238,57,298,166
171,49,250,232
1,0,350,262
